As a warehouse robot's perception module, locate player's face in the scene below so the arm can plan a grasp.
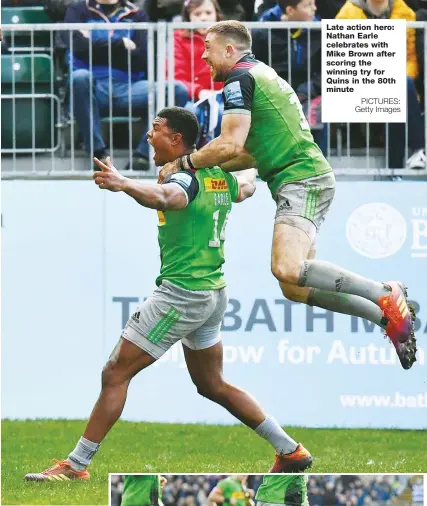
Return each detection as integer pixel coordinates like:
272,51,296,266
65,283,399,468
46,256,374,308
146,117,177,166
288,0,316,21
190,0,217,35
202,33,230,82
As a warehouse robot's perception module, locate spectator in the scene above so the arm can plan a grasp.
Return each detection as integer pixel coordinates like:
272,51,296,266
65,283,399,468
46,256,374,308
309,485,325,506
406,0,421,8
258,0,346,20
217,0,246,19
324,481,337,506
240,0,257,20
64,0,189,170
411,476,424,506
44,0,147,22
336,0,426,170
316,0,347,17
415,0,427,102
257,0,277,19
184,494,197,506
252,0,329,155
156,0,183,20
174,0,224,102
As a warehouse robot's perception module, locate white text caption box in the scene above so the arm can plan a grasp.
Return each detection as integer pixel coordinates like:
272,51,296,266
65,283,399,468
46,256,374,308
321,19,407,123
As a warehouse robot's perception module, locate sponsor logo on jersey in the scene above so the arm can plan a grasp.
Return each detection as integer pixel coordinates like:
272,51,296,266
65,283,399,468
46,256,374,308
231,492,246,499
157,210,166,226
224,81,244,107
204,177,229,192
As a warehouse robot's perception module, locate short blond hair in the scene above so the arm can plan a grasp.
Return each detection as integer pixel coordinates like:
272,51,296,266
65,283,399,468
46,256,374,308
206,20,252,51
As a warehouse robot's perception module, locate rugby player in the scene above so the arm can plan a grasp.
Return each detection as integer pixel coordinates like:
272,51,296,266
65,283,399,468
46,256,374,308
24,107,311,482
121,475,166,506
158,21,416,374
256,475,309,506
209,475,255,506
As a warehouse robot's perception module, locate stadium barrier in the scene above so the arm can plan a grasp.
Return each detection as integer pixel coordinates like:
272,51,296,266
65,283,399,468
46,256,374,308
1,21,427,178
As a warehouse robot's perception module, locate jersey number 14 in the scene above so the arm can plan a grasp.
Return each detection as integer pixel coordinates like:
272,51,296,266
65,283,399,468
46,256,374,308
209,209,230,248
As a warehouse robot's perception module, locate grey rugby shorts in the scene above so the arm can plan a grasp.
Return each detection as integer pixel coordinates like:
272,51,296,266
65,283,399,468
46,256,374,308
274,172,336,240
122,280,228,359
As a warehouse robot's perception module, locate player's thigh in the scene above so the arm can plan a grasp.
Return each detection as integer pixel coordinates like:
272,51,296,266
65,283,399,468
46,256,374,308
274,171,335,231
182,286,227,353
182,288,228,387
122,280,215,360
272,172,335,281
183,340,224,392
103,337,156,384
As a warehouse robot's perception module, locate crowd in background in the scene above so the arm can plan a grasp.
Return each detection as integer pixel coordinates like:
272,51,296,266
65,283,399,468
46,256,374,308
110,474,423,506
1,0,427,171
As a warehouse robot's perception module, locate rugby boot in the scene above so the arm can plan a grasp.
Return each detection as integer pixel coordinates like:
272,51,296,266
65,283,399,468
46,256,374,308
379,282,417,370
24,459,90,481
269,444,312,473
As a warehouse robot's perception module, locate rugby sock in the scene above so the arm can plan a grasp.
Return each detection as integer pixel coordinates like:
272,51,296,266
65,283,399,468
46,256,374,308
308,289,387,328
298,260,391,304
255,416,298,454
67,437,100,471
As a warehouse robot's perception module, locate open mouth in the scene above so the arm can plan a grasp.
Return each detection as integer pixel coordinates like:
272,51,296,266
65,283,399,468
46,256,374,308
148,139,157,159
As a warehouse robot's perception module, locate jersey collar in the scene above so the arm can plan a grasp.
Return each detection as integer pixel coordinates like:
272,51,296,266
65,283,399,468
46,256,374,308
231,53,256,72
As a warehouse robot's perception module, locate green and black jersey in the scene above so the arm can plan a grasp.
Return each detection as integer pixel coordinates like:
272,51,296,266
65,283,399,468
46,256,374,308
121,475,163,506
217,477,249,506
156,168,239,291
255,475,309,506
222,54,332,196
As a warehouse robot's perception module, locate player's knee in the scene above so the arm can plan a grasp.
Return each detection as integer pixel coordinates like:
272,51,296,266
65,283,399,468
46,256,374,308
195,378,226,401
101,360,126,388
280,283,308,303
195,383,215,400
271,262,300,285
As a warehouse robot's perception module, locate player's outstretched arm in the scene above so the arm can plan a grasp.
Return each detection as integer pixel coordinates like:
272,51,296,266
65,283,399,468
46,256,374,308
120,179,187,210
93,157,187,210
235,168,257,203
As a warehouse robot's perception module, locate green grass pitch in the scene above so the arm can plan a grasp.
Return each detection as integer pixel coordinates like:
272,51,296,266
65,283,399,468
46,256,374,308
2,419,426,505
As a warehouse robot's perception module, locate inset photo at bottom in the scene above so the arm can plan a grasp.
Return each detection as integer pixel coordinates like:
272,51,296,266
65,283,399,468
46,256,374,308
109,474,424,506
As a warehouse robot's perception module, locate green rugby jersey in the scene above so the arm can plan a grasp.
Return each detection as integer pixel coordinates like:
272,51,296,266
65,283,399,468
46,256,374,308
217,477,249,506
222,54,332,195
156,168,239,291
121,475,163,506
256,476,309,505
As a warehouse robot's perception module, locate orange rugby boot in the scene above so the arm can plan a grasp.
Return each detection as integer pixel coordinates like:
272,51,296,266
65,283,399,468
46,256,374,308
24,459,90,482
379,282,417,370
269,444,312,473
